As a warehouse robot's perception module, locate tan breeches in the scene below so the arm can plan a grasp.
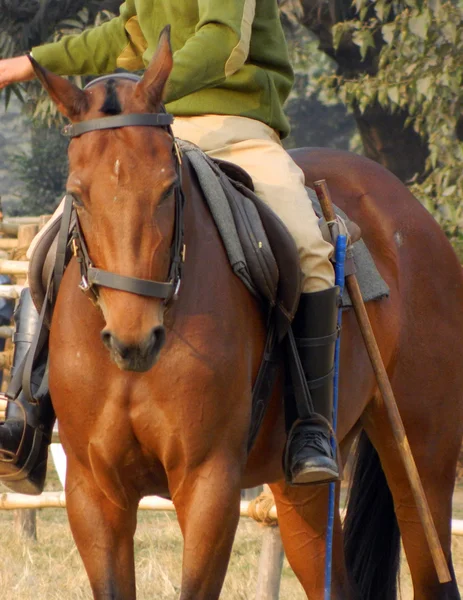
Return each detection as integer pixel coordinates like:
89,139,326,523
28,115,334,292
172,115,334,292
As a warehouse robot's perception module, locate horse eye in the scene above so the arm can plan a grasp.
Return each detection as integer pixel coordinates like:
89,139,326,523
69,193,84,209
160,184,176,203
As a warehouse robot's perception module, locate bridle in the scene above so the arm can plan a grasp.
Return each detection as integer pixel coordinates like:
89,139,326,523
56,73,185,306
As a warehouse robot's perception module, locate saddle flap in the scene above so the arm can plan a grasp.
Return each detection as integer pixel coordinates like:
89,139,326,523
213,158,255,192
181,143,302,338
213,166,279,307
28,217,61,318
230,179,302,336
211,161,302,328
212,157,303,331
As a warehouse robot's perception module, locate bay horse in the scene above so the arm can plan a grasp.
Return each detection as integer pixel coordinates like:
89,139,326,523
31,31,462,600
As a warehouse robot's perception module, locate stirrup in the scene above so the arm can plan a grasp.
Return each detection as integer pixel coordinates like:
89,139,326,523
0,396,29,463
0,395,51,495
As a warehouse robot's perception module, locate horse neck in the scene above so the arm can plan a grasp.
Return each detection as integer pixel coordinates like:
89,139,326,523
168,158,245,321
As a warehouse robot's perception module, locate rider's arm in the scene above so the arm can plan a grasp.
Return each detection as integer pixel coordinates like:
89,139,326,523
31,0,257,100
164,0,256,103
31,1,139,75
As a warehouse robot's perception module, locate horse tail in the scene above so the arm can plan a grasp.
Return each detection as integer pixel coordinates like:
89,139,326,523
344,430,401,600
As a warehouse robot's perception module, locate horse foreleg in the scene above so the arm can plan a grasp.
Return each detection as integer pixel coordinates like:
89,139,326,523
169,455,242,600
65,457,138,600
270,480,355,599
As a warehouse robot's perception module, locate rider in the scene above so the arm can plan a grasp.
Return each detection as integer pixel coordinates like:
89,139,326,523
0,0,340,493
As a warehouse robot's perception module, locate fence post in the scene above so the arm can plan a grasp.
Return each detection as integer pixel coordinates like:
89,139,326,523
17,224,38,257
14,507,37,541
250,485,284,600
255,524,284,600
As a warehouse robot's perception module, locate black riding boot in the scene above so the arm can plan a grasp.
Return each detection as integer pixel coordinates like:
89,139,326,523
284,286,340,485
0,289,54,494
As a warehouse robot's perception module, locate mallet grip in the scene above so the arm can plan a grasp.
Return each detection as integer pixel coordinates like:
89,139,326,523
314,180,336,223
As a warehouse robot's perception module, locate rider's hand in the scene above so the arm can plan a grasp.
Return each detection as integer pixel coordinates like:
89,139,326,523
0,56,35,90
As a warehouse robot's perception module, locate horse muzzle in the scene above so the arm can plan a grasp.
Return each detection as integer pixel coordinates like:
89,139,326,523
100,325,166,372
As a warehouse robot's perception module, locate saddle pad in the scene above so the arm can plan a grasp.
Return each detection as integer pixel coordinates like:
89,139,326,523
308,190,389,307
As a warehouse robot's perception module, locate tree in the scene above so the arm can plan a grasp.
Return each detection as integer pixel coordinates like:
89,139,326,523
9,125,69,215
280,0,430,182
0,0,120,53
0,1,120,114
0,1,120,214
282,20,358,150
280,0,463,245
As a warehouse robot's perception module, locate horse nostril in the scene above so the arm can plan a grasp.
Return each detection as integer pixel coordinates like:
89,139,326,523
101,327,165,367
101,330,130,359
101,330,112,349
149,325,166,355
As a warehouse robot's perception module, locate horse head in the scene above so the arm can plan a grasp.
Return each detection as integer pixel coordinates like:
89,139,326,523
31,28,179,372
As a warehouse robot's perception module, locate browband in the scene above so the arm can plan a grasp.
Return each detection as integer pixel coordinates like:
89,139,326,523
63,113,174,138
84,73,142,89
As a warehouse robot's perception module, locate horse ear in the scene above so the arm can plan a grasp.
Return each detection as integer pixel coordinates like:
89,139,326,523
136,25,173,111
29,55,88,120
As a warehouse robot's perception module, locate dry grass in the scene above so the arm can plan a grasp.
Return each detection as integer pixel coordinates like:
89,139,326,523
0,509,463,600
0,507,462,599
0,509,303,600
0,465,462,599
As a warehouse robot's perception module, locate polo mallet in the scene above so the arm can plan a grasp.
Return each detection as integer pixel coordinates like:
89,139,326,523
314,179,451,584
324,231,347,600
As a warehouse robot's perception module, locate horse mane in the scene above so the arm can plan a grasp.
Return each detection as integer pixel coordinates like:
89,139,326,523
99,78,122,115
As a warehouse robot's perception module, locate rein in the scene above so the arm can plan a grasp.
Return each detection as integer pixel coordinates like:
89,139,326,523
60,86,185,305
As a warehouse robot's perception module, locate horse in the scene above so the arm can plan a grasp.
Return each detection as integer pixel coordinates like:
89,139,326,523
30,30,462,600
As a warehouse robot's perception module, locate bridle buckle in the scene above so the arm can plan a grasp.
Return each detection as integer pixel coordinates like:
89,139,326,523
174,140,183,166
79,276,90,292
72,238,79,258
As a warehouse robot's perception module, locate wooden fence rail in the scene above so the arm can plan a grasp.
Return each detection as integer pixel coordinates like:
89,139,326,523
1,491,462,535
0,491,279,518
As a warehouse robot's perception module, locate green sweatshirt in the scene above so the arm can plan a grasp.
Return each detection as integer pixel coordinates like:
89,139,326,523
32,0,294,137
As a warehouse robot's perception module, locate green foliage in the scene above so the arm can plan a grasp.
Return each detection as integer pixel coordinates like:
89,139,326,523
324,0,463,242
0,2,117,215
9,125,68,215
0,1,116,119
27,8,114,126
282,21,357,149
